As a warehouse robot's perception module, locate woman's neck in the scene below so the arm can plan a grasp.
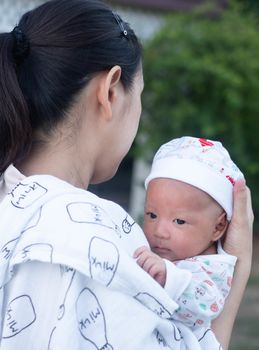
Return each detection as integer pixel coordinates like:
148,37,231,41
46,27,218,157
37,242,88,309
16,139,92,189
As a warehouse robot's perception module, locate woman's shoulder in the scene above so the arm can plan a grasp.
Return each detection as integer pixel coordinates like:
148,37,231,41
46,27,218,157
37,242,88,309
0,172,147,279
0,165,130,221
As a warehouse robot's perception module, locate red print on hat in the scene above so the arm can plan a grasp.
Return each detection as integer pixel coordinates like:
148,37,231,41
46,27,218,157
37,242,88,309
199,138,214,147
226,175,235,186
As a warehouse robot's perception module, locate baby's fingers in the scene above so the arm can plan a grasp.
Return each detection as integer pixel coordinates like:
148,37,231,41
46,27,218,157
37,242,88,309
135,249,153,268
149,262,166,287
133,245,150,259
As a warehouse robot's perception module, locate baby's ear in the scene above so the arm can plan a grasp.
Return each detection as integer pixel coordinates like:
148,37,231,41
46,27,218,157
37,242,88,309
212,212,228,241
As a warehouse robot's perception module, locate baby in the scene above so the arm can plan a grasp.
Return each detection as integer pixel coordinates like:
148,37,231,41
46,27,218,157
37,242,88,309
134,136,244,345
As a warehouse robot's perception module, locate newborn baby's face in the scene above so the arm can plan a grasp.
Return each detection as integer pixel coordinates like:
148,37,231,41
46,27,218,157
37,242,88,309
143,178,226,261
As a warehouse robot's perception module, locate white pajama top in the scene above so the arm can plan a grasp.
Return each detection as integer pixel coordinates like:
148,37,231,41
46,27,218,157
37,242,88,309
0,166,235,349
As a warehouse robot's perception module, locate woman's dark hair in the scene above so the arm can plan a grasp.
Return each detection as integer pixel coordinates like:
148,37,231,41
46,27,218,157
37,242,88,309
0,0,142,173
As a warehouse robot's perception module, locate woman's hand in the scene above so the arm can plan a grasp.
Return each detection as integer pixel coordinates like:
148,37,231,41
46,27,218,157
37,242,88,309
212,178,254,349
223,178,254,270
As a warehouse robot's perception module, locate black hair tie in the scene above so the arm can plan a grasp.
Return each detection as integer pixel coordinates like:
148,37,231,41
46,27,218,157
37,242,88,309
12,26,30,63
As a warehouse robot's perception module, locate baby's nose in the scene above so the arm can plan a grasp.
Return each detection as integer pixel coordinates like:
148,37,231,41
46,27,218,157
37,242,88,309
154,220,171,239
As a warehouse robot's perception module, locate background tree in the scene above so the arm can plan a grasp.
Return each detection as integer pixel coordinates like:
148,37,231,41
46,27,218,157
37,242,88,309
137,2,259,229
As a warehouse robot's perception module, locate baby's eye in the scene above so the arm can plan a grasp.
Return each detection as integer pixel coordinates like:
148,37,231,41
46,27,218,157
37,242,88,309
173,218,186,225
146,212,157,219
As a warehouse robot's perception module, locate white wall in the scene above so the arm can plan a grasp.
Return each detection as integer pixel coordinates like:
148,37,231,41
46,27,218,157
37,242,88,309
0,1,163,35
112,6,163,42
0,0,45,32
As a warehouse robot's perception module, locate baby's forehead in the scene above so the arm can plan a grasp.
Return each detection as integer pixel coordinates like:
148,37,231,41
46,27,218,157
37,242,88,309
146,177,224,211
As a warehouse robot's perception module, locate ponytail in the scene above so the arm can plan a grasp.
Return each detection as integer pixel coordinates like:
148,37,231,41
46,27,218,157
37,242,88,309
0,33,31,173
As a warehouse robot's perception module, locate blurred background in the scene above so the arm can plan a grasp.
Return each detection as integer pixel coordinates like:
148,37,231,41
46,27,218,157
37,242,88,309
0,0,258,348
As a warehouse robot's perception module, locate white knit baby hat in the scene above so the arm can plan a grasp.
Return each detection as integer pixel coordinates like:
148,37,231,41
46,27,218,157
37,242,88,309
145,136,244,220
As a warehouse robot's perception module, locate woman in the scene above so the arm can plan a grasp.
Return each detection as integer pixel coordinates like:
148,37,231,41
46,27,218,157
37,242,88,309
0,0,253,349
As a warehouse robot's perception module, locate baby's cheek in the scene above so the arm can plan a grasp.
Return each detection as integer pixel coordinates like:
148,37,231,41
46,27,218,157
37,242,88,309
143,222,153,238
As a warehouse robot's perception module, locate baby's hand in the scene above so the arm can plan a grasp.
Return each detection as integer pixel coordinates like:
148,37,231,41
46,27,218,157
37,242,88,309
134,246,166,287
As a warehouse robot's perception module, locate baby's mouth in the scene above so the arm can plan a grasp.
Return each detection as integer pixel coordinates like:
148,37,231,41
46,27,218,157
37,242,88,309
152,246,170,253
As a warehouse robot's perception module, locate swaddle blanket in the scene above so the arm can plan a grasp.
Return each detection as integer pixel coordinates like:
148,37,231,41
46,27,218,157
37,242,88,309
0,174,221,349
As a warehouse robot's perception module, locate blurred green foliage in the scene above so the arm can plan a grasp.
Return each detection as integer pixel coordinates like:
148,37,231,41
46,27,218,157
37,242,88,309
236,0,259,16
137,2,259,228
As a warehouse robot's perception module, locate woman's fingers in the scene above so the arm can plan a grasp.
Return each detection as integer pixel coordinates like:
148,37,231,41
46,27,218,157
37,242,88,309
232,179,254,227
223,178,253,262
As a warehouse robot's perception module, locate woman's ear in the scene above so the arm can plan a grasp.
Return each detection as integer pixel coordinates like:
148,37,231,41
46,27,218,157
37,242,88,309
212,212,229,241
96,65,122,121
